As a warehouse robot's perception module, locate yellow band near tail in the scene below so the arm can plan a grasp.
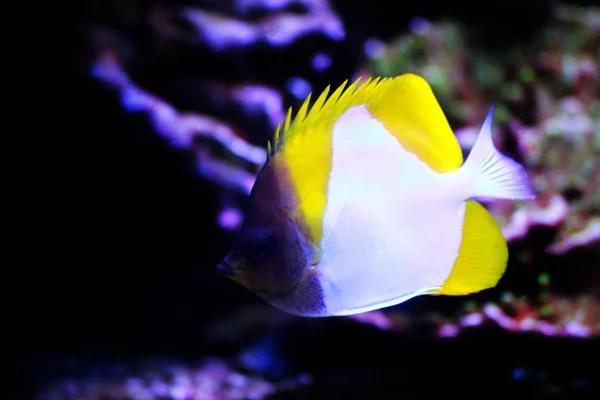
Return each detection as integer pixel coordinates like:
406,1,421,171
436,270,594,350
439,200,508,295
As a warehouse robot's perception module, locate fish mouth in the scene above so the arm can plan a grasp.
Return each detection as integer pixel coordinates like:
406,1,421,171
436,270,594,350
216,260,237,277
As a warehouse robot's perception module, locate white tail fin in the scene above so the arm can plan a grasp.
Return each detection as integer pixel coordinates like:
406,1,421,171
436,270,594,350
462,105,536,201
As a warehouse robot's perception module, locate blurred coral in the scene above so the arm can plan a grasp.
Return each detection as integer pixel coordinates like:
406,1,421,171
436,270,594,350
37,358,310,400
91,52,267,196
149,0,344,51
350,292,600,339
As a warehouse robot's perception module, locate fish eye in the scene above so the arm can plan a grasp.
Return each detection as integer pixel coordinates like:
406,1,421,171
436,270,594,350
245,231,277,262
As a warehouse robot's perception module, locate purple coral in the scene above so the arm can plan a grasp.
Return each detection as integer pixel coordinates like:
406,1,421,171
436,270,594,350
38,359,310,400
89,0,345,232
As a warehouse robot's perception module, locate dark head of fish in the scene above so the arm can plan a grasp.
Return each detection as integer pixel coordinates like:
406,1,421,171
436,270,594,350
217,156,314,302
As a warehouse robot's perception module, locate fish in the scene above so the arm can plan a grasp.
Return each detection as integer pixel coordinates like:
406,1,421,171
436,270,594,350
217,73,536,317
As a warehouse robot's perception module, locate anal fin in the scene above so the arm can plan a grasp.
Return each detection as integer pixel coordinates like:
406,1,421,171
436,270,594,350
438,200,508,295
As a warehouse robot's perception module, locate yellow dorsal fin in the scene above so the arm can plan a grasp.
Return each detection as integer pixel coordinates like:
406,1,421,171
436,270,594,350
366,73,463,173
438,200,508,295
273,76,385,246
273,76,383,152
